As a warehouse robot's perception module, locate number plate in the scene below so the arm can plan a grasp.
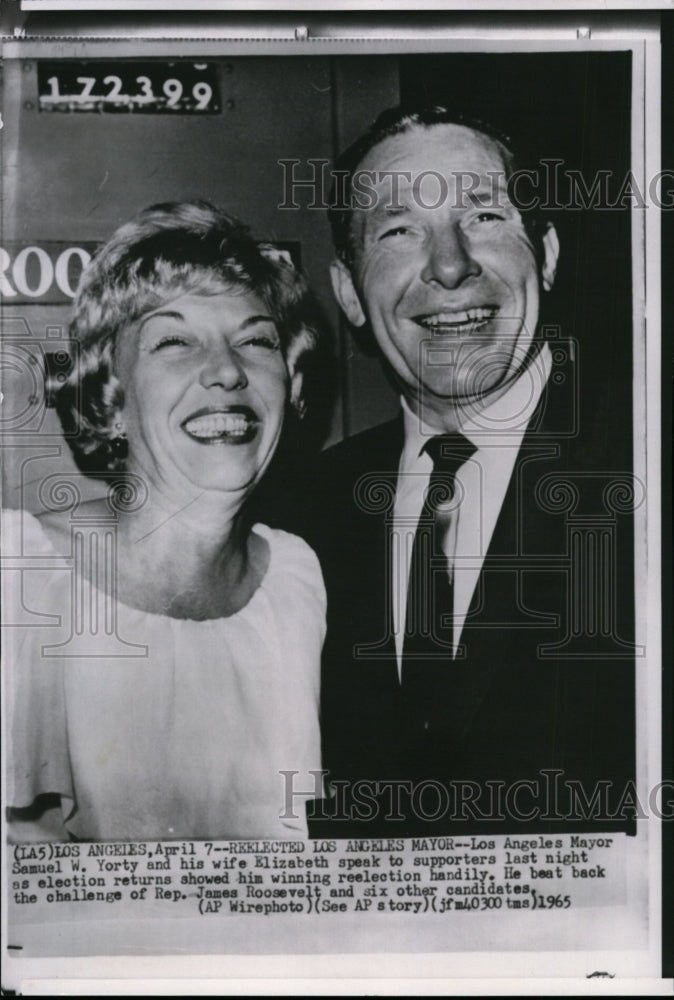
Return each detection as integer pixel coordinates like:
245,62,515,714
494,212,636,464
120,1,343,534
37,61,221,114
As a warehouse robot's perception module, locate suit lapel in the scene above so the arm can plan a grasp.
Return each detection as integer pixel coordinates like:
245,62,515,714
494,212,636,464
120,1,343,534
441,373,568,741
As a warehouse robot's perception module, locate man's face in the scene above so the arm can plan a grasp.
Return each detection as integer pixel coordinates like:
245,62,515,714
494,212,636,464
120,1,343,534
332,124,558,417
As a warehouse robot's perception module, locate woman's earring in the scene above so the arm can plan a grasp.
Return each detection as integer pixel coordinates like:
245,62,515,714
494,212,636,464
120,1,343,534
111,422,128,461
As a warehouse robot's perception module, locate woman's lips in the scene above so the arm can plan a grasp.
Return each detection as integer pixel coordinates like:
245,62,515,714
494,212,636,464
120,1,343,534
181,406,259,445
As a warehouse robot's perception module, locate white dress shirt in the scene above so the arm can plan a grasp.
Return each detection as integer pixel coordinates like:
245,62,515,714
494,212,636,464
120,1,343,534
392,343,552,674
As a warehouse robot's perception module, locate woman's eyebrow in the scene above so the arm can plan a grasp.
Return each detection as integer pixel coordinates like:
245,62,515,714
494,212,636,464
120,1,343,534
139,309,185,329
138,311,277,334
239,314,276,329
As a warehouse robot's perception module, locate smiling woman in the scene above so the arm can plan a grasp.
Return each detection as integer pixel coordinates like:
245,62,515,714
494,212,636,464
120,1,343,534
117,290,289,501
5,201,328,842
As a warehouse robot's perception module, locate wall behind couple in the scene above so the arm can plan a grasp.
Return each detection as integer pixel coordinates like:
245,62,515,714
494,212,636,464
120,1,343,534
2,48,632,509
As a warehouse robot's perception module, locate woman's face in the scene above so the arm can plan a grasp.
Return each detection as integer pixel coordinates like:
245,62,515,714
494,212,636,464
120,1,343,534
115,288,289,499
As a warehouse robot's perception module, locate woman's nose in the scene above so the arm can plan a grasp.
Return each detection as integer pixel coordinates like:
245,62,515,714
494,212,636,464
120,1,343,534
198,344,248,391
421,226,481,288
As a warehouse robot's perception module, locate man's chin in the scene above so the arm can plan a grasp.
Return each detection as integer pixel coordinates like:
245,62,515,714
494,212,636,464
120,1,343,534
420,372,509,405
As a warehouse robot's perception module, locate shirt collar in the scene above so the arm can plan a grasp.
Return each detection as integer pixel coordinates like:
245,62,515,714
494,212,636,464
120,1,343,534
401,342,552,465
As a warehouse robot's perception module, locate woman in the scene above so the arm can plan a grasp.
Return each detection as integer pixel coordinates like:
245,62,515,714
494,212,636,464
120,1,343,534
5,201,327,842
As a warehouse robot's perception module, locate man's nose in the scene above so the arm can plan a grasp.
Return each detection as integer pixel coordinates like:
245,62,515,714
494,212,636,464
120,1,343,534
198,343,248,391
421,226,481,288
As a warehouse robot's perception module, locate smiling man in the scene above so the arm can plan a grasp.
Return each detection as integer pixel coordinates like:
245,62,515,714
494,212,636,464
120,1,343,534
331,118,559,418
301,105,635,837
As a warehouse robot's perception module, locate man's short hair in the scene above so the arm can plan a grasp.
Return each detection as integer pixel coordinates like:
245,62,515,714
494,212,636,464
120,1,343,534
328,103,542,268
54,199,325,478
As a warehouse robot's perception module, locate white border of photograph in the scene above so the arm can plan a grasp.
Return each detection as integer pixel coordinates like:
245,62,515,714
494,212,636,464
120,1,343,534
1,12,665,995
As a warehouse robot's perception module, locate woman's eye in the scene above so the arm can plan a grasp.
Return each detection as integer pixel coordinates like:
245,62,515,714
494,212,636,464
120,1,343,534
240,335,280,350
151,335,190,352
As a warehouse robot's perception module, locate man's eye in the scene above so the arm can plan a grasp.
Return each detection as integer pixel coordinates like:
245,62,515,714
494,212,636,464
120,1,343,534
378,226,411,241
474,211,506,223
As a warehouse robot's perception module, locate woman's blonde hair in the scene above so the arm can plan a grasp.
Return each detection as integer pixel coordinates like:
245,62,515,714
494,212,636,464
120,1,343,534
54,200,325,476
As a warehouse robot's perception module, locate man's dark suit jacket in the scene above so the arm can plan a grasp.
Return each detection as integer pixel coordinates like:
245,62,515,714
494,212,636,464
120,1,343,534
259,358,636,837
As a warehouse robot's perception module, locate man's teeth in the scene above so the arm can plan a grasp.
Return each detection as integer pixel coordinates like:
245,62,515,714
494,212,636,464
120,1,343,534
419,308,496,328
183,413,254,438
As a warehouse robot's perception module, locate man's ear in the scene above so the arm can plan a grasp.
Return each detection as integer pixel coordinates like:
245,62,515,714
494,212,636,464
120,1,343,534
284,330,313,419
541,222,560,292
330,259,366,327
289,368,306,418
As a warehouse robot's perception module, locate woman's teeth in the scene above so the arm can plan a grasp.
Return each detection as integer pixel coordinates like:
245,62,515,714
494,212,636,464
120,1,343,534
183,412,256,441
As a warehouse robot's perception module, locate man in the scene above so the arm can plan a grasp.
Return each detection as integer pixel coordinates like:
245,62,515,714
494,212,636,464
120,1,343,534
292,105,636,835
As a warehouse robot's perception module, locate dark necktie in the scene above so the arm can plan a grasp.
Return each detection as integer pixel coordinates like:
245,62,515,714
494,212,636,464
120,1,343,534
401,432,477,733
